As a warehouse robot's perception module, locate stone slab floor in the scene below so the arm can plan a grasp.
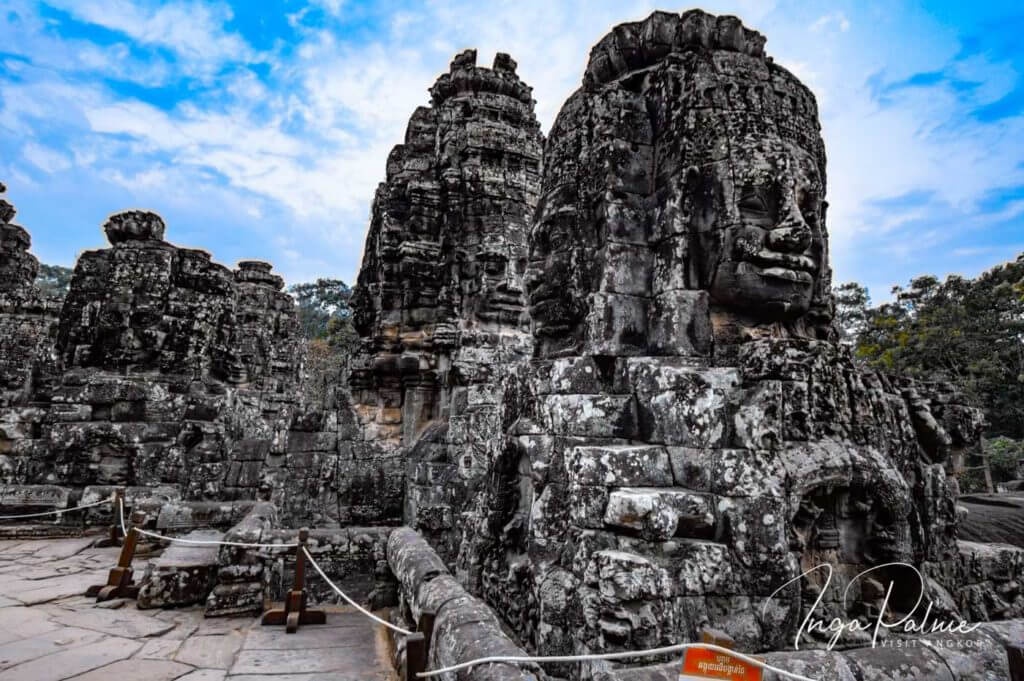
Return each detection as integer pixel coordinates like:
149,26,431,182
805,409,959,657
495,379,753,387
0,537,398,681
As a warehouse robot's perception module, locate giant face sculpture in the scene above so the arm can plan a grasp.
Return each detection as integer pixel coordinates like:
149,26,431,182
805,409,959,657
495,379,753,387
700,138,827,319
523,184,590,356
461,10,969,664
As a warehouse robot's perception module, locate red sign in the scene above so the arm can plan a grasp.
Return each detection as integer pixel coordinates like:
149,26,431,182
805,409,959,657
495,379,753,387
678,647,763,681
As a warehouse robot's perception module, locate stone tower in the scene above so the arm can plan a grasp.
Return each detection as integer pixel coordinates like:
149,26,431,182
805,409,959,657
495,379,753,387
456,10,987,663
0,183,60,411
329,49,543,530
0,207,302,503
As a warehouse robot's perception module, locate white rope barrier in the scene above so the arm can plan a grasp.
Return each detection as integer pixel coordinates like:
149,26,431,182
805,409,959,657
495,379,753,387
117,498,298,550
414,642,818,681
301,546,415,637
106,500,816,681
0,496,111,519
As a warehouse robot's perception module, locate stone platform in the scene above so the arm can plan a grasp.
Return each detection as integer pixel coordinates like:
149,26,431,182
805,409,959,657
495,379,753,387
0,538,397,681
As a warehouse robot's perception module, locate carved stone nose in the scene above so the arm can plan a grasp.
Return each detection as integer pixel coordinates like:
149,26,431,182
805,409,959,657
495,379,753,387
523,263,543,293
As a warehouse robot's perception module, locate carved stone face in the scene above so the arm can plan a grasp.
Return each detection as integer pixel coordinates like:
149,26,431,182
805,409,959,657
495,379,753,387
473,249,526,327
523,186,588,352
700,138,826,319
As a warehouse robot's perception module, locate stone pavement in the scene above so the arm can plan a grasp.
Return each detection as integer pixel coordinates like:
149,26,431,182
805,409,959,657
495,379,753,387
0,537,397,681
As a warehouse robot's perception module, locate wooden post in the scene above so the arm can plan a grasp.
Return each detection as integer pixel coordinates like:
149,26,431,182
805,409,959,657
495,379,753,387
418,608,436,661
85,509,144,601
261,528,326,633
405,632,427,681
1009,645,1024,681
94,490,124,548
981,435,995,494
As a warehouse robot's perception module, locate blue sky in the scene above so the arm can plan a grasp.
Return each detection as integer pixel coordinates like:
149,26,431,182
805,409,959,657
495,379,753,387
1,0,1022,303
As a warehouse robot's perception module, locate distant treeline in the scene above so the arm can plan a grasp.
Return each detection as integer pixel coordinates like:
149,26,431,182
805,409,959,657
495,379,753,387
834,253,1024,442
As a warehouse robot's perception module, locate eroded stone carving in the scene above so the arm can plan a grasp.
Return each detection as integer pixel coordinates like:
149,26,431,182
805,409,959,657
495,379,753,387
0,205,302,505
284,49,542,533
455,10,998,664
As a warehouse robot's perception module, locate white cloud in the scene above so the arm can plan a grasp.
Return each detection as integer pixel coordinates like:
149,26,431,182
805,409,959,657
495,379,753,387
312,0,345,16
46,0,256,72
22,142,72,174
2,0,1021,291
811,12,850,33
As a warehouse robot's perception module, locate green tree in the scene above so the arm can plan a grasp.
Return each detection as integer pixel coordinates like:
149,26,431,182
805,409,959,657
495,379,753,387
837,253,1024,438
288,278,359,407
834,281,871,341
288,278,354,340
985,436,1024,483
35,263,73,299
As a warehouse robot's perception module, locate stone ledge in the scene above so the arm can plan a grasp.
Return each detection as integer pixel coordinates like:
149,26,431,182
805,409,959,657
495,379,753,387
387,526,543,681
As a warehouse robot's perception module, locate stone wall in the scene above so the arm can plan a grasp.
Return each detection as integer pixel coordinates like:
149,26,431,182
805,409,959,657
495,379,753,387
388,526,542,681
205,501,396,616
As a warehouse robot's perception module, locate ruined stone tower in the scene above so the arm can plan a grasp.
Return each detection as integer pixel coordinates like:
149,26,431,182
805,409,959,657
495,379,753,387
455,10,992,663
323,49,543,532
0,184,60,413
0,205,302,503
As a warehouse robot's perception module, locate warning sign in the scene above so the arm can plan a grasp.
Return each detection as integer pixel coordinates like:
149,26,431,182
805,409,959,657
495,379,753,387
678,647,763,681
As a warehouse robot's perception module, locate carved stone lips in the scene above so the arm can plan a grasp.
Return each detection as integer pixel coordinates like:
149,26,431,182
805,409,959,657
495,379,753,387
751,250,816,284
527,285,558,307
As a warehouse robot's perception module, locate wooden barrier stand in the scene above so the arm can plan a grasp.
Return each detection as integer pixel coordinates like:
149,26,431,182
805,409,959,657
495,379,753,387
261,528,326,633
404,608,435,681
1009,644,1024,681
94,490,124,548
85,509,145,601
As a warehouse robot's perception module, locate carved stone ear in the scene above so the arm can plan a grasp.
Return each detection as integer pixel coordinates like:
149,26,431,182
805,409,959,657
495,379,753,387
683,165,719,234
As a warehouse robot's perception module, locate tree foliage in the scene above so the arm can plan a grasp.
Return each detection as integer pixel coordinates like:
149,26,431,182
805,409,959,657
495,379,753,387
288,278,356,347
36,263,73,299
288,278,359,407
985,436,1024,483
835,254,1024,438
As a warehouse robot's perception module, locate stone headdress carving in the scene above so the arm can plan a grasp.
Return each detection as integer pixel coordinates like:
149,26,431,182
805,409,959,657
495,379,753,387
527,9,834,359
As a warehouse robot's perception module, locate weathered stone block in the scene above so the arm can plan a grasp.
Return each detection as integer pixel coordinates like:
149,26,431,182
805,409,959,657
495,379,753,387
603,487,715,540
648,290,711,356
666,446,713,491
585,292,648,356
543,394,638,439
567,444,672,487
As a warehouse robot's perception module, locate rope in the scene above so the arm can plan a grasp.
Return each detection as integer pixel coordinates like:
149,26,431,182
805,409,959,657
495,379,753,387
118,498,298,549
302,546,415,636
414,643,818,680
104,502,814,681
0,496,111,519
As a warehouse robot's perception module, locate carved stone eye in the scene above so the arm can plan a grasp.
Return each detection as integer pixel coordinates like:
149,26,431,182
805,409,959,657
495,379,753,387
548,221,572,251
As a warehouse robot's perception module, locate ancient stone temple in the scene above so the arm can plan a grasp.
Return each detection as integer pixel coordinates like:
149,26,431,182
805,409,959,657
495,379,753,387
0,205,302,506
453,9,1010,667
0,184,61,412
1,11,1023,681
301,49,543,534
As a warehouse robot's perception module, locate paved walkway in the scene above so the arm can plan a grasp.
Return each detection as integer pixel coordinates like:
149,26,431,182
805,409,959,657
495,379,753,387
0,537,397,681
